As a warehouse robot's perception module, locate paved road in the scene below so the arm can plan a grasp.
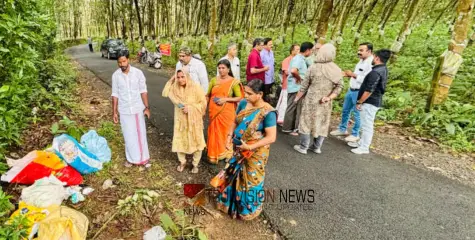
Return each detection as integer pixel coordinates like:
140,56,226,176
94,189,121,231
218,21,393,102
68,45,475,240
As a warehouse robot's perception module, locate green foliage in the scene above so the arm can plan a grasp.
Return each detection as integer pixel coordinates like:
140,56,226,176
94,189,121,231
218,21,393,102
50,116,86,140
0,189,29,240
0,189,14,218
159,211,208,239
97,121,120,143
0,0,77,160
0,215,30,240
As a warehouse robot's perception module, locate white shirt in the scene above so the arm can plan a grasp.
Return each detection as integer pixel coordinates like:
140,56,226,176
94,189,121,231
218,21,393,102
350,56,373,89
111,66,147,115
217,55,240,80
175,58,209,92
87,38,92,44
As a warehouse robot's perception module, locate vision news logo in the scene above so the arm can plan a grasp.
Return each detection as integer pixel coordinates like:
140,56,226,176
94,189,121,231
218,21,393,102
183,184,317,212
183,184,208,217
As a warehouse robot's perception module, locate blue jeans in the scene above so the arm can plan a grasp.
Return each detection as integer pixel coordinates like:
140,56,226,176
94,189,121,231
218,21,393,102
338,90,360,137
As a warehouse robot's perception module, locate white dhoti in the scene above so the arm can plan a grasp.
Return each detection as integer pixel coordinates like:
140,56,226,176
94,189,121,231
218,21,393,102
119,112,150,165
276,88,288,124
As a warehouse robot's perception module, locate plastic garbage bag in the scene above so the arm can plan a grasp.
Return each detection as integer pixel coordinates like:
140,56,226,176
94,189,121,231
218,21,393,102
8,202,58,240
53,134,103,174
36,206,89,240
66,186,85,204
143,226,167,240
80,130,111,163
21,176,68,208
0,151,83,186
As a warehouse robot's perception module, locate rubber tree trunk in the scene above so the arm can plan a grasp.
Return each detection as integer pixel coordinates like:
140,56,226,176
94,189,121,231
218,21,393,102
389,0,421,62
378,0,399,39
280,0,295,43
427,0,458,38
331,0,355,48
315,0,333,44
208,0,218,58
427,0,475,110
134,0,144,42
352,0,367,28
246,0,256,39
352,0,379,46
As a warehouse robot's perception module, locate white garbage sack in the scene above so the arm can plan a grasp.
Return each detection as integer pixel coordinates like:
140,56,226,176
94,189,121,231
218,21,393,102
21,176,68,208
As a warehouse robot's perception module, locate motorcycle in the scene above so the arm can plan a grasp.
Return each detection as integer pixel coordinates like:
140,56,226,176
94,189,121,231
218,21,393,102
138,46,147,64
146,51,162,69
138,47,162,69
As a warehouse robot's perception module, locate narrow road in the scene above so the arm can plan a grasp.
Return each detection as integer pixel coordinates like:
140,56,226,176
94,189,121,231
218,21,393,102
68,44,475,240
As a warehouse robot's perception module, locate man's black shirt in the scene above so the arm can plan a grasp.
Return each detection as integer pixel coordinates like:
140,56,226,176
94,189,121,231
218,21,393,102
358,64,388,108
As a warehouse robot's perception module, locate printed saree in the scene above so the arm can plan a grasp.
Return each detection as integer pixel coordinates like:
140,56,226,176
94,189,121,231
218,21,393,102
216,102,275,220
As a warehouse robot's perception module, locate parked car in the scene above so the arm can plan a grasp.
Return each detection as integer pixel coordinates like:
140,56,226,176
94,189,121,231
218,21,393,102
100,39,128,59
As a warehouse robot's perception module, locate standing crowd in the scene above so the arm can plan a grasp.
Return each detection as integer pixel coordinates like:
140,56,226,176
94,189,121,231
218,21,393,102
109,37,391,220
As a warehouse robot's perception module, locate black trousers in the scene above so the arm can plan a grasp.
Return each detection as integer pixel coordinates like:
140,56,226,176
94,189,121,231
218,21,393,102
88,44,93,52
282,92,302,132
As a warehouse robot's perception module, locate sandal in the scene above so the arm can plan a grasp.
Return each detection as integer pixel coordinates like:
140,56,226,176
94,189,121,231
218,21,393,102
177,164,185,172
191,166,199,174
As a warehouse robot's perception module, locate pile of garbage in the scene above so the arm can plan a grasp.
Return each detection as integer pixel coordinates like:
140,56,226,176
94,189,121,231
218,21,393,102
1,130,111,240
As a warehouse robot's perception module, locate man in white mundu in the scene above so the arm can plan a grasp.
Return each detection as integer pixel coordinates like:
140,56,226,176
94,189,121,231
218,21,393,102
112,50,151,166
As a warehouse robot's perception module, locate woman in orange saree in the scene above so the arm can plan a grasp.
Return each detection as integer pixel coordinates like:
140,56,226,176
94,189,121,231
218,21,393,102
207,59,244,164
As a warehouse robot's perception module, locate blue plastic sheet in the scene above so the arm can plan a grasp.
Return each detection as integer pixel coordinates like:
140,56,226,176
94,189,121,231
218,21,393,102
80,130,111,163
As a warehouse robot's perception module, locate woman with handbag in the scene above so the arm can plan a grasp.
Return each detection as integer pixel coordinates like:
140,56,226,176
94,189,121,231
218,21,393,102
213,79,277,220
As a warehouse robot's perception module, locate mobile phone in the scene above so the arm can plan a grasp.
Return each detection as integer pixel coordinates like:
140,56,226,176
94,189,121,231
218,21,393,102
178,103,184,108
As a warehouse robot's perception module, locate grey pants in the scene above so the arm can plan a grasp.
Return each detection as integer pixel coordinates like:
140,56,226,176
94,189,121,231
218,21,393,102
300,134,325,150
282,92,302,132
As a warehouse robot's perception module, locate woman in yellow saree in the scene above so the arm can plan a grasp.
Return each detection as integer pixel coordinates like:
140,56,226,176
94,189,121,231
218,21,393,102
207,59,244,164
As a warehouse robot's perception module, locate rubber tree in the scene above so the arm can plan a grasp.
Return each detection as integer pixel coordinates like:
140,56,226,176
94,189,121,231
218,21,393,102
280,0,295,43
246,0,256,39
208,0,217,58
352,0,379,46
427,0,475,110
331,0,356,48
427,0,459,38
378,0,400,39
315,0,333,44
389,0,422,62
133,0,144,41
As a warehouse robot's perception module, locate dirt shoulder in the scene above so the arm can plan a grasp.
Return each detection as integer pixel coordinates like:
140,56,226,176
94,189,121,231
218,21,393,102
66,61,277,239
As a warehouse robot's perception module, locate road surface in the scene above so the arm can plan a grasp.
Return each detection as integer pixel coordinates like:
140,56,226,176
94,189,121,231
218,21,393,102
68,44,475,240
